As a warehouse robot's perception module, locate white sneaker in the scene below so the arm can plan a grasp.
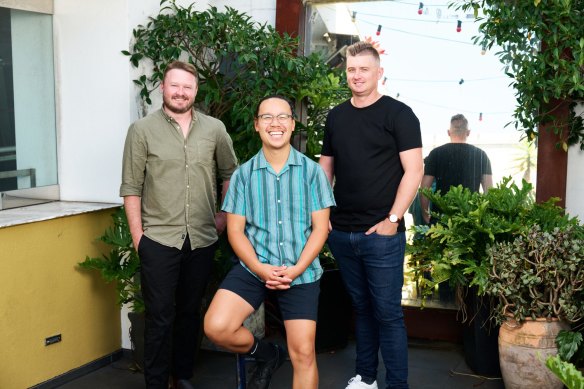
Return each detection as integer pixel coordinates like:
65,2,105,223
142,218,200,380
345,375,378,389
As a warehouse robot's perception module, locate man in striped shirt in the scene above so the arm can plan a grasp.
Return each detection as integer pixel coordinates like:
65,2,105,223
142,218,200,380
204,95,335,389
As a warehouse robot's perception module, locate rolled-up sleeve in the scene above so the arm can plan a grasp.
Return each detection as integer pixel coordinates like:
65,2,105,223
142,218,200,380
120,124,146,197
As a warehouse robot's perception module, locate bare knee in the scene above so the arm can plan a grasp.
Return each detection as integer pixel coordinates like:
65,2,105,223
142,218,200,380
288,342,316,370
203,311,231,346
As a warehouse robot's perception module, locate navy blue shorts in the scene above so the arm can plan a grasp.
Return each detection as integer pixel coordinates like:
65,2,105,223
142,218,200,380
219,262,320,321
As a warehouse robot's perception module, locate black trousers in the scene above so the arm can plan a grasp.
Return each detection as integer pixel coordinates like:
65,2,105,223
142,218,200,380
138,235,215,389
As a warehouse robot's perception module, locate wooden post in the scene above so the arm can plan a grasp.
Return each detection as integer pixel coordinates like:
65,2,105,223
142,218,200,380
535,99,569,207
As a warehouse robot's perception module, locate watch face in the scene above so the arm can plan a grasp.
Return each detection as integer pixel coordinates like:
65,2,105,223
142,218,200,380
389,214,398,223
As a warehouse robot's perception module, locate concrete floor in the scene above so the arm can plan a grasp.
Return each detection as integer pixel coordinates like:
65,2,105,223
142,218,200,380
56,337,505,389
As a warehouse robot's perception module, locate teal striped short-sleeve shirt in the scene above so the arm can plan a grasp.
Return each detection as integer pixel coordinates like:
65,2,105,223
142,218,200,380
222,147,336,285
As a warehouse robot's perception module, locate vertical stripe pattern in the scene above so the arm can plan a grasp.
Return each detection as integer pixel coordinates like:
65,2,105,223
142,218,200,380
222,148,336,285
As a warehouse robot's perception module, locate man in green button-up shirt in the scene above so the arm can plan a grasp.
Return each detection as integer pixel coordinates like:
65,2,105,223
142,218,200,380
120,60,237,389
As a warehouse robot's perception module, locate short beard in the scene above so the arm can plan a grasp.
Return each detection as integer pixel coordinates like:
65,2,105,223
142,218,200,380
163,96,194,114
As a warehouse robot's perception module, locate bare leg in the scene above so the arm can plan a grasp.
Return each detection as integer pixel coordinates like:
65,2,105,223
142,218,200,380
204,289,255,353
284,319,318,389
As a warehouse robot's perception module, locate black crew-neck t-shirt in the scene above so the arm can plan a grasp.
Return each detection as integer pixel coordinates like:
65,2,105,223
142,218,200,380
321,96,422,232
424,143,492,194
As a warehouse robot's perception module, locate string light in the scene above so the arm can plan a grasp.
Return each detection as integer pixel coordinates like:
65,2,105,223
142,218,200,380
479,112,483,121
382,76,388,85
376,24,382,36
459,78,464,85
481,42,487,55
456,20,462,33
418,2,424,15
352,11,356,23
353,17,475,46
392,93,512,116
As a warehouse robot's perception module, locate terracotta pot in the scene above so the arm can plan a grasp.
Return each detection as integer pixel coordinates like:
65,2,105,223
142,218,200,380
498,317,569,389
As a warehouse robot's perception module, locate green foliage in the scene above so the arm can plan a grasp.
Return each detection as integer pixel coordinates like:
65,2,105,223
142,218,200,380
124,0,349,161
407,176,584,322
78,207,144,313
557,329,584,368
546,355,584,389
485,223,584,323
454,0,584,150
407,177,535,303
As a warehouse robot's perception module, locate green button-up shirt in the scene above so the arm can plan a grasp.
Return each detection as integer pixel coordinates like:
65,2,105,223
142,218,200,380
222,147,335,285
120,108,238,249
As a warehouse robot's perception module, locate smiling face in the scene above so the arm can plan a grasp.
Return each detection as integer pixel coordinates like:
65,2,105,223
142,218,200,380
161,68,197,114
346,52,383,98
254,97,295,151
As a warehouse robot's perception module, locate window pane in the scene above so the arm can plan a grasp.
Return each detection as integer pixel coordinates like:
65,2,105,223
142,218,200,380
0,7,57,207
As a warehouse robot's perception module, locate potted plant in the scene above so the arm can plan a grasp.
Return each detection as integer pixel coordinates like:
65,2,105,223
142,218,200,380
124,0,349,162
408,177,536,376
78,207,144,369
314,245,352,353
482,218,584,389
546,328,584,388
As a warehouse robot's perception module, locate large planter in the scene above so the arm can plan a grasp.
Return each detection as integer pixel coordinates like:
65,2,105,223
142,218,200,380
462,288,501,377
315,269,352,353
498,317,569,389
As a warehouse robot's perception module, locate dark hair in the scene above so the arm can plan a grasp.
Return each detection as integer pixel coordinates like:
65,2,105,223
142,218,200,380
163,60,198,84
255,95,295,118
450,114,469,135
346,41,380,64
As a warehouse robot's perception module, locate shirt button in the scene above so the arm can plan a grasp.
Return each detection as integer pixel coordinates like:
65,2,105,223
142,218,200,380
186,165,188,168
279,242,283,246
277,199,281,203
187,185,190,188
186,204,190,207
278,221,282,224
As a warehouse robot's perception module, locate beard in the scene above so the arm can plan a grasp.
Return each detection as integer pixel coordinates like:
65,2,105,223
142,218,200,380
163,94,194,114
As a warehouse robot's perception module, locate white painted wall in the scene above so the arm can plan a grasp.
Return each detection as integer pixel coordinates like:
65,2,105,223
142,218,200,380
53,0,276,349
54,0,276,205
566,103,584,221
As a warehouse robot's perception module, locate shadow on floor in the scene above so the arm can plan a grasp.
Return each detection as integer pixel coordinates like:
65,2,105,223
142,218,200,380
56,337,504,389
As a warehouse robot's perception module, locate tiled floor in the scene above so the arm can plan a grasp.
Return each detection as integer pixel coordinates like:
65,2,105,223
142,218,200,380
57,337,505,388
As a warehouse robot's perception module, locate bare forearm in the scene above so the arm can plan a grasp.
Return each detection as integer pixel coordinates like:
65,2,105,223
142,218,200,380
420,175,434,222
294,225,329,275
481,175,493,192
390,169,423,218
227,230,262,274
123,195,143,248
390,148,423,218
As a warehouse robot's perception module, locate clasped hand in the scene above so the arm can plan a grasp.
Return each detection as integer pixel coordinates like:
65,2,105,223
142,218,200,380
257,264,298,290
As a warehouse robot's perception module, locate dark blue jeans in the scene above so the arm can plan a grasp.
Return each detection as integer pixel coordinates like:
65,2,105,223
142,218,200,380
327,229,408,389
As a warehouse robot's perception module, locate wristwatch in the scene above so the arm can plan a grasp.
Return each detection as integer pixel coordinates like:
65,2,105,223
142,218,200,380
388,214,401,223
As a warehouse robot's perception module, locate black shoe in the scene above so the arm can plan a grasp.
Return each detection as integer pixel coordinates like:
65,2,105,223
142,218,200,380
247,344,287,389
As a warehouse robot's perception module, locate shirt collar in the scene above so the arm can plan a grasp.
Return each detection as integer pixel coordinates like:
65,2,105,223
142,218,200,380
252,146,302,172
159,106,198,123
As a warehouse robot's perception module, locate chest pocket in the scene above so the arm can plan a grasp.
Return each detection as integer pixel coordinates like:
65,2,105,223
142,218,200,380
195,138,216,166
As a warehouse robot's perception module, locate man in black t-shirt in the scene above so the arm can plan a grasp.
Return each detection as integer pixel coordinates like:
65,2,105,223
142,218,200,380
319,42,423,389
420,114,492,223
